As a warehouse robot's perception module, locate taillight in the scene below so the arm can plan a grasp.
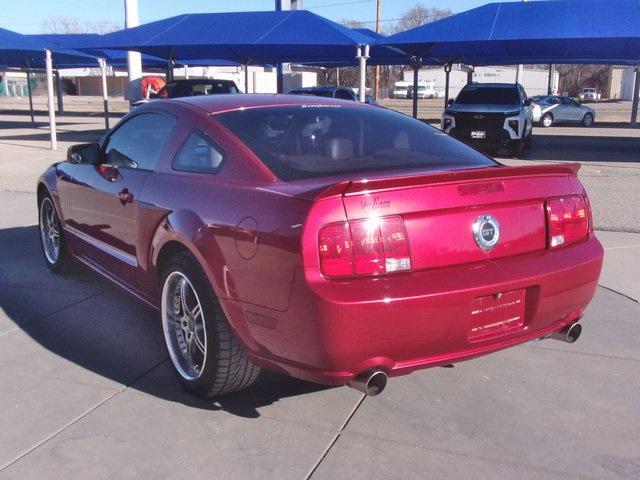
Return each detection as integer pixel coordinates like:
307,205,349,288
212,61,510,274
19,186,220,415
318,215,411,278
546,195,589,248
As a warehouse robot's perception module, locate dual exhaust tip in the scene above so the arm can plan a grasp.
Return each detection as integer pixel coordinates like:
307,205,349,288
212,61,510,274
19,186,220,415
348,322,582,396
348,370,388,396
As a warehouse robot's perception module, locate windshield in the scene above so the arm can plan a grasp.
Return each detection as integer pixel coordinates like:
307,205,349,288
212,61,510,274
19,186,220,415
456,86,519,105
216,106,495,181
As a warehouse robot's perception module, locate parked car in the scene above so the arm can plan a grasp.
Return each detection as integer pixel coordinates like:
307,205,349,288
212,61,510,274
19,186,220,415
532,96,595,127
289,86,378,105
578,88,601,102
132,79,241,108
441,82,534,156
392,81,411,99
38,95,603,398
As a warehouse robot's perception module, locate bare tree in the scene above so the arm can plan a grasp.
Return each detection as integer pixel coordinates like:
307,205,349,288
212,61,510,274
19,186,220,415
394,4,452,33
41,15,119,34
556,65,610,96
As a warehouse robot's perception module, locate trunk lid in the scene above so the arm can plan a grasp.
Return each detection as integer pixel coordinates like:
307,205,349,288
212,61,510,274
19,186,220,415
338,164,579,271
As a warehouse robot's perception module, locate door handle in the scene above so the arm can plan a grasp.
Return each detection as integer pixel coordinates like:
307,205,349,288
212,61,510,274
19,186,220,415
118,188,134,204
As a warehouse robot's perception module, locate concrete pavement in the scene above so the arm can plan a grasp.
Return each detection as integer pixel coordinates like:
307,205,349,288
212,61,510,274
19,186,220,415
1,98,639,479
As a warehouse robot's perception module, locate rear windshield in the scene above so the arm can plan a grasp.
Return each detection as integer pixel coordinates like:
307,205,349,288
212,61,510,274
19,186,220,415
456,86,519,105
215,105,495,181
164,81,238,97
290,90,334,98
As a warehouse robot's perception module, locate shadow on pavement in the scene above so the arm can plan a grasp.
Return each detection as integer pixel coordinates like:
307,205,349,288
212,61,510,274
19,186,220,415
0,129,108,144
0,108,125,118
0,224,327,418
522,134,640,163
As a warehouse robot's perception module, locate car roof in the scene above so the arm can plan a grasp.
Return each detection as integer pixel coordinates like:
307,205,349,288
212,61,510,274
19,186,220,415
174,93,368,114
464,82,518,89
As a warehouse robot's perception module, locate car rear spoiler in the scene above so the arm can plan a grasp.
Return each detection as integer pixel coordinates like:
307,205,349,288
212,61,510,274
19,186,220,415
315,163,581,200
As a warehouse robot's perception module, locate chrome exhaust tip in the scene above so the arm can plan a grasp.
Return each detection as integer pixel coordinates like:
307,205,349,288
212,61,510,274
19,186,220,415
550,322,582,343
348,370,388,396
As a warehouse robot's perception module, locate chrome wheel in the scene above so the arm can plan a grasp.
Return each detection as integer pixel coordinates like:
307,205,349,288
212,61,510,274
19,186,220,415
542,114,553,127
39,197,60,265
583,113,593,127
161,271,207,381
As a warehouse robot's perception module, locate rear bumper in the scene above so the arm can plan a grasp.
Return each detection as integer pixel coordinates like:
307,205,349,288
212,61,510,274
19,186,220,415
242,235,603,386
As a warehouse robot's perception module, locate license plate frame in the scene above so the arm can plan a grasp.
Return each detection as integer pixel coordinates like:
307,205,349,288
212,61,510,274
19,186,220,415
468,289,526,342
471,130,486,140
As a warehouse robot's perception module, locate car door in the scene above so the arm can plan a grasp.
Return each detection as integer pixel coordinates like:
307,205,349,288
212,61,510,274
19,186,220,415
557,97,578,122
64,111,177,284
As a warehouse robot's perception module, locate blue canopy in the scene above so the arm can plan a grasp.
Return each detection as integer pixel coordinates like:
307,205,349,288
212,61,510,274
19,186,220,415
0,27,94,68
30,34,244,69
82,11,373,64
383,0,640,65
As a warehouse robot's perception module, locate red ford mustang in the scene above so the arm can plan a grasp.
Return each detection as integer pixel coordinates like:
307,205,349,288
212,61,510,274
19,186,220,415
37,95,603,397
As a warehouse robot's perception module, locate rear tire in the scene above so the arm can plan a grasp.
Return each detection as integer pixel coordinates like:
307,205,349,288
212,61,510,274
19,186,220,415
38,192,68,273
160,252,260,397
582,112,594,127
541,113,553,128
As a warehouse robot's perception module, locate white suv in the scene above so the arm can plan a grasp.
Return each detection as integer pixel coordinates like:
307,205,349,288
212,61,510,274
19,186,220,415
442,83,534,156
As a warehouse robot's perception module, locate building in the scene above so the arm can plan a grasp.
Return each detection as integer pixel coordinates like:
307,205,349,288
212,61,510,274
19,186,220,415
404,65,558,99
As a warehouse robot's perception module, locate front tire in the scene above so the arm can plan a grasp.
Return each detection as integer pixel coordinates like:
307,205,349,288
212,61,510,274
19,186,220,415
582,113,594,127
509,139,525,157
541,113,553,128
38,192,68,273
161,252,260,397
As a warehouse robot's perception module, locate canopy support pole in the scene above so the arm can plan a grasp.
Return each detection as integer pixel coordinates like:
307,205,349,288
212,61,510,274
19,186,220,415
466,67,474,84
547,64,555,95
336,67,340,86
184,64,189,79
45,49,57,151
55,71,64,114
25,66,35,125
244,64,249,93
444,64,452,109
631,66,640,127
412,65,419,119
167,58,175,83
98,58,110,130
356,45,369,103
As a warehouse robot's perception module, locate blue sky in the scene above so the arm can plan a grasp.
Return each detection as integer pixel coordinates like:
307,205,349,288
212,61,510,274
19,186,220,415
3,0,510,34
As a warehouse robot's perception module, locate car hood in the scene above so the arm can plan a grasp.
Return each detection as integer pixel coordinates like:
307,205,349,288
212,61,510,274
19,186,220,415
447,104,521,114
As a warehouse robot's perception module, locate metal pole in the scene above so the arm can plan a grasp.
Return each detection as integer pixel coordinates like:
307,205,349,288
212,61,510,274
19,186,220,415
547,64,554,95
25,67,35,125
412,65,419,118
466,68,473,84
357,45,369,103
244,64,249,93
631,66,640,127
336,67,340,86
125,0,142,84
45,49,57,151
55,70,64,114
275,0,284,94
99,58,110,130
373,0,382,99
516,64,523,84
444,64,452,109
183,64,189,79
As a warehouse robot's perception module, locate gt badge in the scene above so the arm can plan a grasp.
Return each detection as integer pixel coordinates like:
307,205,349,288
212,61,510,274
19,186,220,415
473,214,500,250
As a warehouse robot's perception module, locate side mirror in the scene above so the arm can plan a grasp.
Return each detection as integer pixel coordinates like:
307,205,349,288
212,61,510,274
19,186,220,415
447,98,455,106
67,143,99,165
524,99,531,107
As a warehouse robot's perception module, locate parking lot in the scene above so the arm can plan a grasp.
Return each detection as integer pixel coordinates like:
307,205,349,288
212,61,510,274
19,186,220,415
1,96,639,479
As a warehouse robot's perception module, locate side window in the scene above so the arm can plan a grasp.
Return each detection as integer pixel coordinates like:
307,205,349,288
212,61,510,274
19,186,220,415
335,89,355,101
104,113,176,170
560,97,573,105
173,130,225,174
547,97,560,105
